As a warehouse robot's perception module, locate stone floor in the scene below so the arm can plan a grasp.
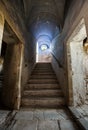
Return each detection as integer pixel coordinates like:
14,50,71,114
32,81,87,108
0,108,79,130
76,105,88,121
68,105,88,130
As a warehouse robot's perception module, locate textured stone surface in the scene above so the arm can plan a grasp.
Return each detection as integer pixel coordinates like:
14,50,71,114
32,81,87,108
56,109,71,120
33,110,44,120
38,120,59,130
69,20,87,106
77,105,88,115
0,110,10,124
15,111,33,120
2,43,23,109
44,110,65,120
69,107,83,119
59,120,78,130
22,63,65,109
1,109,79,129
78,118,88,130
69,106,88,130
12,120,38,130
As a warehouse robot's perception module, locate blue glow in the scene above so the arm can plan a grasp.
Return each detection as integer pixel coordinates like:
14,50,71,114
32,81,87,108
30,20,60,56
40,44,49,51
30,21,59,40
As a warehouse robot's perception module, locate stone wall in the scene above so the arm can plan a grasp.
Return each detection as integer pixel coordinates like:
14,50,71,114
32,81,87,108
21,36,36,92
2,43,23,109
51,0,88,106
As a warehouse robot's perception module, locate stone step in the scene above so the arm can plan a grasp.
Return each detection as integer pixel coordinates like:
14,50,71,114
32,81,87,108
36,63,51,66
33,70,53,73
34,67,52,69
35,66,52,68
35,67,52,69
28,79,58,84
22,63,65,109
23,89,63,97
32,72,55,75
31,73,55,76
21,97,65,108
34,68,52,70
33,71,54,74
34,67,53,70
25,83,60,89
30,75,56,79
33,70,54,73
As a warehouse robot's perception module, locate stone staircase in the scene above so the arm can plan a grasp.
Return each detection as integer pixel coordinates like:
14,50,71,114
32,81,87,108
21,63,65,108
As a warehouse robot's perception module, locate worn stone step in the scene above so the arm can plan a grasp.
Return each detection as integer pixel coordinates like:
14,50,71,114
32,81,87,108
32,71,54,74
30,75,56,79
35,67,52,69
34,67,52,69
28,79,58,84
23,89,63,97
32,72,55,76
32,71,54,73
36,63,51,66
33,68,53,70
25,83,60,89
34,68,52,70
34,68,53,71
33,70,53,72
21,97,65,108
31,73,55,76
35,66,52,68
22,63,65,109
35,65,52,67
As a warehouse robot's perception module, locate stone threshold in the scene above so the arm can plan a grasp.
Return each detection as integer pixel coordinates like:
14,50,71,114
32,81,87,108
68,107,88,130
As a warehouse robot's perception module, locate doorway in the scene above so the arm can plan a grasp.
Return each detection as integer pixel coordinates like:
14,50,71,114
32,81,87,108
36,42,52,63
67,19,87,106
0,13,24,109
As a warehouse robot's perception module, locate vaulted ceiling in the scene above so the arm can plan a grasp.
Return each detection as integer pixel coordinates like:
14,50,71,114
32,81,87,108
23,0,65,26
2,0,72,44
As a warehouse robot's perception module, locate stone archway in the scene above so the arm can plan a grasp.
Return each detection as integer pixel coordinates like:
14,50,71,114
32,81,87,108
66,19,87,106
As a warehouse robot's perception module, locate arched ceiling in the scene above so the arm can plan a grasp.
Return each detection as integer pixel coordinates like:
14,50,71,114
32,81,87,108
3,0,72,45
23,0,66,26
26,0,66,47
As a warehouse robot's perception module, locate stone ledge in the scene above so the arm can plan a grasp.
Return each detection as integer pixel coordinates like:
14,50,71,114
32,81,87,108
68,107,88,130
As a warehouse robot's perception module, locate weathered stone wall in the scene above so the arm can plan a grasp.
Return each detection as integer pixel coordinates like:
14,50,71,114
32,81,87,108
0,2,36,109
21,36,36,92
51,35,67,101
51,0,88,106
68,20,87,106
2,43,23,109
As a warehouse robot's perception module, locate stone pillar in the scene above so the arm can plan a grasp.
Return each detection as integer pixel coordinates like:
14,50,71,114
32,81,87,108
0,12,4,55
2,43,24,110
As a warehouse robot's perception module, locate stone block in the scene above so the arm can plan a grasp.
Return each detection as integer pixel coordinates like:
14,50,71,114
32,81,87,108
33,110,44,120
59,120,78,130
15,111,33,120
12,120,38,130
38,120,59,130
